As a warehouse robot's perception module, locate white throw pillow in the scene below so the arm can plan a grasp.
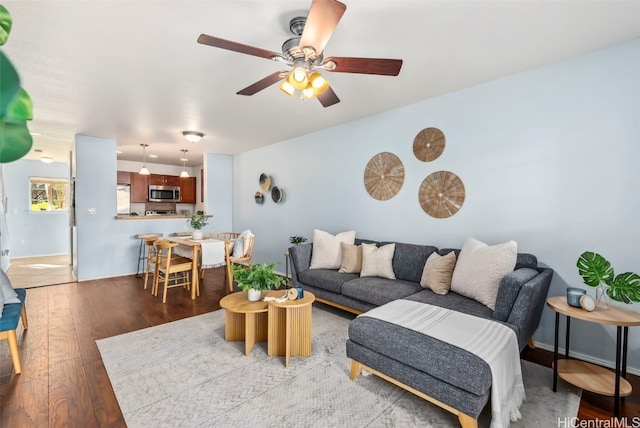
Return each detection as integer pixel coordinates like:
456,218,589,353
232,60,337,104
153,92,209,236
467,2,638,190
450,237,517,310
232,230,253,258
0,270,20,304
360,243,396,279
309,229,356,269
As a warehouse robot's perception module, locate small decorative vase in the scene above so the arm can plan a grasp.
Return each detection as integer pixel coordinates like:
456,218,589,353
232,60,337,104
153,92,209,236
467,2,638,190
596,285,610,309
192,229,203,240
247,288,261,302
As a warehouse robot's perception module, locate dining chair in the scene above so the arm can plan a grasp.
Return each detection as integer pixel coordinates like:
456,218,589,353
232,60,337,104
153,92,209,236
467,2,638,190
226,233,255,292
142,236,160,290
152,240,194,303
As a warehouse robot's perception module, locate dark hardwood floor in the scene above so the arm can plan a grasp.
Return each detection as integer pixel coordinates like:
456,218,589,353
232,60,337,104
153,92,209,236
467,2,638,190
1,270,638,427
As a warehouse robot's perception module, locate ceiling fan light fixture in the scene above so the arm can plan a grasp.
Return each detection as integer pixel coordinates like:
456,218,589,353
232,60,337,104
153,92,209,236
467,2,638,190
302,84,316,100
279,80,295,96
309,71,329,95
182,131,204,143
40,156,54,164
288,66,308,90
139,143,150,175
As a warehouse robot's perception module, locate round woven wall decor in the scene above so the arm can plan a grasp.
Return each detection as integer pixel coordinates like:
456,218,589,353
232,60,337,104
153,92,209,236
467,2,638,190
419,171,465,218
413,127,445,162
364,152,405,201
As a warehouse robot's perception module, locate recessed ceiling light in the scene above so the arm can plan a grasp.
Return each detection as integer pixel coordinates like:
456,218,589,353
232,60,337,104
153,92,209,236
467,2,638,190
149,154,158,158
30,132,41,136
116,150,123,154
180,158,188,162
40,156,54,163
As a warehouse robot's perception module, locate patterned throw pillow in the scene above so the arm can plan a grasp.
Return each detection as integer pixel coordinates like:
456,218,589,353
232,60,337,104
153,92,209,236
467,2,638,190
309,229,356,270
360,243,396,279
450,237,517,310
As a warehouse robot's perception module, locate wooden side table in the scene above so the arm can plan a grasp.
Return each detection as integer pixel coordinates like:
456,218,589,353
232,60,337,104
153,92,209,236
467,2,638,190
266,290,315,367
219,291,269,356
547,295,640,416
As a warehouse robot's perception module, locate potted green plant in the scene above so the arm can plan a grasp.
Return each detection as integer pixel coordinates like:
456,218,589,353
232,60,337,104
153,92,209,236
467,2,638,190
187,210,208,239
289,235,307,245
231,262,287,301
577,251,640,308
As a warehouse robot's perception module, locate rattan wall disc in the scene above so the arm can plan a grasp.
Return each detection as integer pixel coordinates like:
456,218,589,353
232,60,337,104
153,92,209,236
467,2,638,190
364,152,405,201
413,127,445,162
419,171,465,218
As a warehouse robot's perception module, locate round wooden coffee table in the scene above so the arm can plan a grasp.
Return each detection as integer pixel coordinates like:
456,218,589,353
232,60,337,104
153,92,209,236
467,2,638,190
265,290,315,367
219,291,268,356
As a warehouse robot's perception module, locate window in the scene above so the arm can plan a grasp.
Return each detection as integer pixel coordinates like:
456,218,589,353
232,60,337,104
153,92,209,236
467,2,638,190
30,177,68,212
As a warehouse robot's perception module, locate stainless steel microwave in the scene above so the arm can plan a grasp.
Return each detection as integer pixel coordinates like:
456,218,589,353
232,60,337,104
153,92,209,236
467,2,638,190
148,185,180,202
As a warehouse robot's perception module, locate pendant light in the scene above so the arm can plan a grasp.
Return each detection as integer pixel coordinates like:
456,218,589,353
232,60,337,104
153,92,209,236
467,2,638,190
139,144,150,175
180,149,189,178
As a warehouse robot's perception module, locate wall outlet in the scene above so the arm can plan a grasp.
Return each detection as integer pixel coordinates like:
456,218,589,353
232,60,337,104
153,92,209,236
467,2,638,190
88,208,97,215
20,239,25,245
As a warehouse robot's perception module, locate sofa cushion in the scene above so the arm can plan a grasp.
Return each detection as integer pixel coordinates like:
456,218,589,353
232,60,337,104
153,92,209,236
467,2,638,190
439,248,537,271
450,237,517,310
342,277,422,307
348,312,492,396
360,243,395,279
493,268,539,322
309,229,356,269
339,243,362,274
405,289,494,320
420,251,457,295
297,269,358,294
381,242,438,283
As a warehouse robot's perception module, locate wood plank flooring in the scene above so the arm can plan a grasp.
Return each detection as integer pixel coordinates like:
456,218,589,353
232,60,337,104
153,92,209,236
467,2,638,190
1,271,638,427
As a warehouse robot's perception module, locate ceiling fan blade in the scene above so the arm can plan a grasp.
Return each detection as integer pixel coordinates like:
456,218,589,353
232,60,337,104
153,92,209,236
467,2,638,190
197,34,279,60
237,71,287,96
324,57,403,76
317,86,340,107
299,0,346,54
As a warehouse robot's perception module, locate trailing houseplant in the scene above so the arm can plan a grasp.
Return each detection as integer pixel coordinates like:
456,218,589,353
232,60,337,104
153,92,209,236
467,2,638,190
187,210,208,239
231,262,287,301
1,5,34,163
577,251,640,307
289,235,307,245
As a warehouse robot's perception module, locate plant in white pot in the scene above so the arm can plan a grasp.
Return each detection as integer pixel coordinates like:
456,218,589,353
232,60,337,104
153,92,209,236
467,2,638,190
187,210,208,239
232,262,287,301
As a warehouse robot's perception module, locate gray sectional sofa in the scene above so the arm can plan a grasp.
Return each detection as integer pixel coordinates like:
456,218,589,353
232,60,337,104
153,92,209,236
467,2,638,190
288,238,553,427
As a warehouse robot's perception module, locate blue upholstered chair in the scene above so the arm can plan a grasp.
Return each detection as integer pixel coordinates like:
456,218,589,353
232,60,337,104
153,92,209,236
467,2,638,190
0,288,28,374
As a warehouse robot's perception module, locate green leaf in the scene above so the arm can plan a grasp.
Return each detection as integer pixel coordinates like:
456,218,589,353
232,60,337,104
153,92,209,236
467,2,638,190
0,51,20,117
4,87,33,121
0,5,12,46
0,121,33,163
607,272,640,303
577,251,614,287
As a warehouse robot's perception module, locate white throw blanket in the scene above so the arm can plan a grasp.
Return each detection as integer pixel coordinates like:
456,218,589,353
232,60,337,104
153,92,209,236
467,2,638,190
360,300,525,428
173,240,227,269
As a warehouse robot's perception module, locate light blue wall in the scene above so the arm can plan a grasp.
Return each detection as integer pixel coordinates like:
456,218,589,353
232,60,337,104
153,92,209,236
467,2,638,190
205,153,233,231
3,159,70,258
233,39,640,371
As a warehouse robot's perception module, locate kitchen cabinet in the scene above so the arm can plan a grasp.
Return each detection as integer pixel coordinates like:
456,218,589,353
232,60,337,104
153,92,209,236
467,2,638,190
117,171,131,185
149,174,180,186
180,177,197,203
130,173,148,203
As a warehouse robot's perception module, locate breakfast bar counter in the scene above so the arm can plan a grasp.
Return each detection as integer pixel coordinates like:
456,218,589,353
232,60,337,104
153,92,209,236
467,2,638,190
115,214,212,220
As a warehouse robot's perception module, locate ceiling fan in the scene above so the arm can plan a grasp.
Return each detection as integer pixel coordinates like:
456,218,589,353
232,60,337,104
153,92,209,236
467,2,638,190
197,0,403,107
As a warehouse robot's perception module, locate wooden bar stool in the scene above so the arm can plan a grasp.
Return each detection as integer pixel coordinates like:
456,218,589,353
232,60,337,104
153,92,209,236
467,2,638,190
142,236,161,290
135,233,163,277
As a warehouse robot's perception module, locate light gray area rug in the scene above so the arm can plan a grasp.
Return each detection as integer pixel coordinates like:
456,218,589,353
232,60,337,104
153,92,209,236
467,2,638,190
97,306,580,428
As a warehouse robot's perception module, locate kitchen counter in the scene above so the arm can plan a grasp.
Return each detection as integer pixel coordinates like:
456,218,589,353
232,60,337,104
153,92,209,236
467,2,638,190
115,214,213,220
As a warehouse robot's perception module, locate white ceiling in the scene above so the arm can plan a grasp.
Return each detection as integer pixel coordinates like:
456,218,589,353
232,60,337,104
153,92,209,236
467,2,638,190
4,0,640,167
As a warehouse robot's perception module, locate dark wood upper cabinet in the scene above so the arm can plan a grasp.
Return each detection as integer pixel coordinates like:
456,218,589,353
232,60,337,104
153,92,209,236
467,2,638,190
117,171,131,185
149,174,180,186
130,173,148,203
180,177,197,203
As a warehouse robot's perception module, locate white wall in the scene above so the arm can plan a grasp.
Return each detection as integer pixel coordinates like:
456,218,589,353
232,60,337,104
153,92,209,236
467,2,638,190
233,39,640,371
3,159,70,259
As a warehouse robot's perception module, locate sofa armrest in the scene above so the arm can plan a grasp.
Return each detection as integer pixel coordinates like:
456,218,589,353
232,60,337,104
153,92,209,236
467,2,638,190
494,268,539,322
288,243,312,284
505,268,553,350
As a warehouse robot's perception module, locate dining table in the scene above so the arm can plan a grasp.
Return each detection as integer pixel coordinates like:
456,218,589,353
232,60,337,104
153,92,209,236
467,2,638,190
165,236,233,299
